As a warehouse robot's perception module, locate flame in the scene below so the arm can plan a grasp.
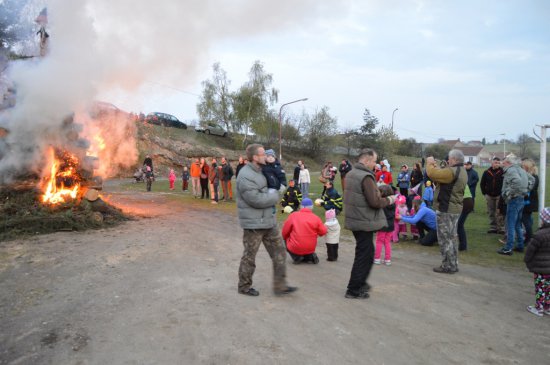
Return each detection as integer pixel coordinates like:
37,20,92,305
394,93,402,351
86,133,106,157
42,148,81,205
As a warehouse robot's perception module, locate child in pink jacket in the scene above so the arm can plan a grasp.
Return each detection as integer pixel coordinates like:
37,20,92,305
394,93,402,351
169,168,176,190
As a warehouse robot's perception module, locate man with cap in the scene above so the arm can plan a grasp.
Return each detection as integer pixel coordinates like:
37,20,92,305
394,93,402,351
497,154,532,255
282,198,327,264
465,161,479,207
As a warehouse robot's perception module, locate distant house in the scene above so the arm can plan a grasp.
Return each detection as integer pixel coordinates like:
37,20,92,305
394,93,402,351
440,139,462,149
454,146,491,165
467,140,483,147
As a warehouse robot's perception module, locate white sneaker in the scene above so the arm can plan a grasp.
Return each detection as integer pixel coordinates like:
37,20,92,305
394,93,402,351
544,309,550,315
374,259,381,265
526,305,543,317
385,260,392,266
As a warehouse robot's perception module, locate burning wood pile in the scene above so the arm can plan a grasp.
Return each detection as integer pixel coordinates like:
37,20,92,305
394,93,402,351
0,109,133,241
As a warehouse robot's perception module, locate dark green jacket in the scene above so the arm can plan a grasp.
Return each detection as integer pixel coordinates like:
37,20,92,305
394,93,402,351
344,163,387,232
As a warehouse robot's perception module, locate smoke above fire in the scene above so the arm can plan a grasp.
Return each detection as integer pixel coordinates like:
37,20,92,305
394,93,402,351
0,0,342,183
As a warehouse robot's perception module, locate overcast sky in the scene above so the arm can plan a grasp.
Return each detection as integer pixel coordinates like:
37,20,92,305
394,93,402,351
103,1,549,143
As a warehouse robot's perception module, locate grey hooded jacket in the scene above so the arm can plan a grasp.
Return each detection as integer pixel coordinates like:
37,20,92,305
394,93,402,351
236,163,280,229
502,164,530,203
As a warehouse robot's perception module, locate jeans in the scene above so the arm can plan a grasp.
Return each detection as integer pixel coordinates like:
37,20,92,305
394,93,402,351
505,197,524,250
347,231,375,294
522,212,534,244
300,183,310,198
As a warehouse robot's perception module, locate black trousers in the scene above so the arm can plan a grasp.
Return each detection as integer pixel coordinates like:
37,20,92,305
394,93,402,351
200,178,209,198
347,231,374,294
457,210,471,251
416,221,438,246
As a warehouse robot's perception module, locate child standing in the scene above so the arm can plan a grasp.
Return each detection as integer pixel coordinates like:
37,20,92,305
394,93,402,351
393,195,409,241
422,180,434,208
169,168,176,190
324,209,341,261
375,185,396,265
524,207,550,317
182,166,190,191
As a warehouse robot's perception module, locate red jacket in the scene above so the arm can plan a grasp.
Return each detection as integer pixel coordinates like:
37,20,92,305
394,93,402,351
375,170,393,185
282,209,327,255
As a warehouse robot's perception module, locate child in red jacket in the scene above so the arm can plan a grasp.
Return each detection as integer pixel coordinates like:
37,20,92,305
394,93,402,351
282,198,327,264
168,168,176,190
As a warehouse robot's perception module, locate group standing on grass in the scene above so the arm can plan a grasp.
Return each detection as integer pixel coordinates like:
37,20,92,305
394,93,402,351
143,145,549,314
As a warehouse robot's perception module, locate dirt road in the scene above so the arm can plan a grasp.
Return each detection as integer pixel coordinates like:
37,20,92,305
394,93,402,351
1,182,549,364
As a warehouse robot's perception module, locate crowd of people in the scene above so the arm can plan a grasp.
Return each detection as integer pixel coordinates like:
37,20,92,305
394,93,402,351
138,145,549,315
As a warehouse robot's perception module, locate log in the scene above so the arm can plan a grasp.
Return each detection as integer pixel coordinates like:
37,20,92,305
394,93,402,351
83,188,99,202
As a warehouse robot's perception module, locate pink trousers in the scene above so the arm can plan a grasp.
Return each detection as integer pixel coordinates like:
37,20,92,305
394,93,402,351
375,231,392,261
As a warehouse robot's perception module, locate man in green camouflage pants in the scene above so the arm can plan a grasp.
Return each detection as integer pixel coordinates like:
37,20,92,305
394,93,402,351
239,228,287,294
236,144,297,297
426,150,468,274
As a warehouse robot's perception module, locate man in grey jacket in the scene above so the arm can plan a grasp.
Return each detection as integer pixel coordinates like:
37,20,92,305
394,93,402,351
236,144,297,297
498,154,532,255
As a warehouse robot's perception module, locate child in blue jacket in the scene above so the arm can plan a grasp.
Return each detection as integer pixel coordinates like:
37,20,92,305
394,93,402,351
422,180,434,208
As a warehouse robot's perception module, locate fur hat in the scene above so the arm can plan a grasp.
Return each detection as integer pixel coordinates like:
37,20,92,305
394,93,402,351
265,149,276,157
540,207,550,225
302,198,313,208
325,209,336,220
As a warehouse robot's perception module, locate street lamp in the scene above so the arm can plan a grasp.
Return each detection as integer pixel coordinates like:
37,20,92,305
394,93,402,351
500,133,506,157
279,98,308,161
391,108,398,131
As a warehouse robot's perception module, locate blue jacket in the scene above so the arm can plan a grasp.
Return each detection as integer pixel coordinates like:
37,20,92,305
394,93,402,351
422,186,434,202
400,202,437,230
397,171,411,189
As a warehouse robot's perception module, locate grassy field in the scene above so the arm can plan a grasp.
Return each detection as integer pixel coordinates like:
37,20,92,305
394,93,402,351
119,164,548,271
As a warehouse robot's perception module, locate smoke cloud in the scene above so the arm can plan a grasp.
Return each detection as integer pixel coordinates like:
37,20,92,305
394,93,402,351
0,0,342,183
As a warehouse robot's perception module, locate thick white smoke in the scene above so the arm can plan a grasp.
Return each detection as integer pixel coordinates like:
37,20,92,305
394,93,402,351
0,0,343,183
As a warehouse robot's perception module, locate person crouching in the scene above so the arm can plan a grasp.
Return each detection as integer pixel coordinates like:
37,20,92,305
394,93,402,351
324,209,341,261
282,198,327,264
280,179,302,213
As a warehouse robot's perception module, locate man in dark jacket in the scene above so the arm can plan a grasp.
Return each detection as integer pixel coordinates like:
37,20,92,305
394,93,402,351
293,160,302,182
320,181,343,215
339,159,352,191
343,148,397,299
236,144,297,297
465,161,479,204
480,157,504,234
235,156,247,178
220,157,234,201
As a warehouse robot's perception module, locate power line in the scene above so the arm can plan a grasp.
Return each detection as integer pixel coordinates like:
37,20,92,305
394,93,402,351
394,125,510,140
144,81,201,97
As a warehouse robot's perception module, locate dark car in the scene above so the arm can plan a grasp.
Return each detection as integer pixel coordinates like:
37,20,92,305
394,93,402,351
145,112,187,129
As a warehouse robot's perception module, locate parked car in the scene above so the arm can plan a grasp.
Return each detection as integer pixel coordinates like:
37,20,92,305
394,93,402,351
195,121,227,137
145,112,187,129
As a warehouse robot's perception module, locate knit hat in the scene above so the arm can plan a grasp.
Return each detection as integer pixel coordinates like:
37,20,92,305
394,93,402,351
325,209,336,220
265,149,276,157
413,195,422,201
302,198,313,208
540,208,550,225
426,181,432,186
397,195,406,205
